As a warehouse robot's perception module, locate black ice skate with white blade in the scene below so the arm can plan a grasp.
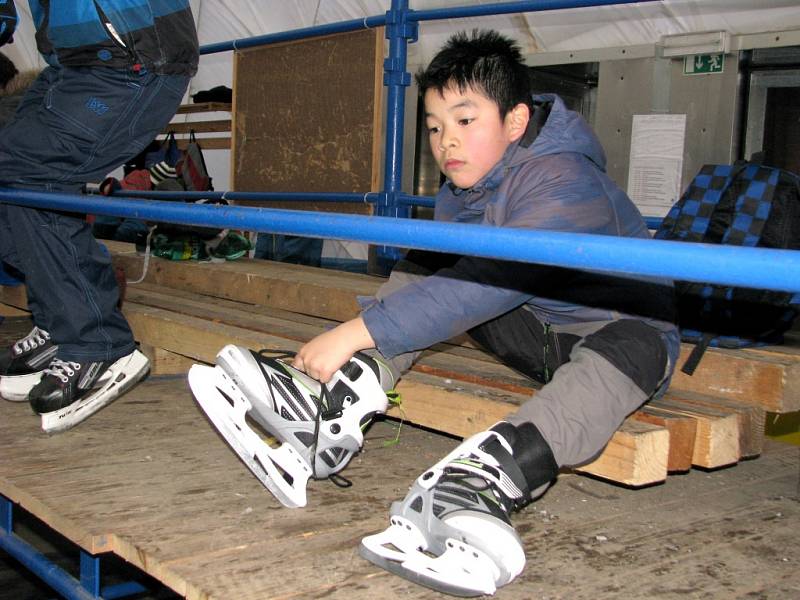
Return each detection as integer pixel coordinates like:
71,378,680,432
188,344,393,508
29,349,150,433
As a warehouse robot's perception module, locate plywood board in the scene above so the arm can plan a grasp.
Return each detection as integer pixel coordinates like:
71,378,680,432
232,28,384,214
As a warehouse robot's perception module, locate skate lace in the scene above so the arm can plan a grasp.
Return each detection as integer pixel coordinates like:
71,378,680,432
13,327,50,355
43,359,82,383
257,347,352,486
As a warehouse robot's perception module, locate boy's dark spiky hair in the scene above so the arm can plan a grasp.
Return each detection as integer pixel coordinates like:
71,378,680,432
415,29,532,117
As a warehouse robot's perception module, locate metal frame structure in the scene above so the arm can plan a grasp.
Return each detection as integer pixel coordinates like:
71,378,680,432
1,1,799,598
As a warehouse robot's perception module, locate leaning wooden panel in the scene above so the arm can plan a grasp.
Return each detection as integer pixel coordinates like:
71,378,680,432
232,28,384,213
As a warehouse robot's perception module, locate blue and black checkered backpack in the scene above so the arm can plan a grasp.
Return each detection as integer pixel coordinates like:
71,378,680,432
655,162,800,374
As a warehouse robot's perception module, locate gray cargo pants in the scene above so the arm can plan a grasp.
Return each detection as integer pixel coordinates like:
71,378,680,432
370,265,674,469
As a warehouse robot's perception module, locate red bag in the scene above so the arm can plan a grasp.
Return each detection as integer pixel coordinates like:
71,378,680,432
177,131,213,192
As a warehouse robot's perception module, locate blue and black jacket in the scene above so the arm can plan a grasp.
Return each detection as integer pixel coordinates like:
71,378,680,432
28,0,198,75
362,94,679,365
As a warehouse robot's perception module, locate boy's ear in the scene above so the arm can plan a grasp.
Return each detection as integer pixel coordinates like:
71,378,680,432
505,103,531,142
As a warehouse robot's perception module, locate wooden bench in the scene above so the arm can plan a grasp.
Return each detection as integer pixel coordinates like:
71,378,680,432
3,241,796,488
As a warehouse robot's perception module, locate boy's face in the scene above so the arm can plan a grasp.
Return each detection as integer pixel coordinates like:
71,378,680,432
424,84,528,190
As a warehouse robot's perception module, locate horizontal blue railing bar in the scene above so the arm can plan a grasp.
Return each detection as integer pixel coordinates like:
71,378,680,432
409,0,659,22
98,189,436,208
0,529,98,600
200,15,387,54
2,188,799,293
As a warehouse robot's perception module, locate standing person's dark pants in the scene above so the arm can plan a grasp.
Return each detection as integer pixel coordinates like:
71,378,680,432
0,65,190,362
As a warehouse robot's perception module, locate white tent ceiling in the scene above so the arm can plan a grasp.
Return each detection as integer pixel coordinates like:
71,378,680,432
4,1,800,95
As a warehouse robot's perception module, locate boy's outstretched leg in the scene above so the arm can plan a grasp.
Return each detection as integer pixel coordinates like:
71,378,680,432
360,421,558,597
188,345,394,508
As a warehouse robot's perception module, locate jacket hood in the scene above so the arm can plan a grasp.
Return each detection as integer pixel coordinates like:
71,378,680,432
509,93,607,171
446,94,608,198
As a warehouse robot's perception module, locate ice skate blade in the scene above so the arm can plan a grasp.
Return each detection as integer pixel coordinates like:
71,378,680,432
0,372,43,402
41,350,150,434
188,364,312,508
359,518,499,597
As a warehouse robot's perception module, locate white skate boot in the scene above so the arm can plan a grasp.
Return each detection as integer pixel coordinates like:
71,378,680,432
188,345,394,508
360,425,545,596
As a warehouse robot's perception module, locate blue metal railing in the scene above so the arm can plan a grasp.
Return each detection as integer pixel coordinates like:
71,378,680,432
3,188,799,293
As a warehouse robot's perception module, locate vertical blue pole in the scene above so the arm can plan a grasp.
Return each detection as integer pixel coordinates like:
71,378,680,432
1,496,12,533
375,0,418,273
80,552,101,597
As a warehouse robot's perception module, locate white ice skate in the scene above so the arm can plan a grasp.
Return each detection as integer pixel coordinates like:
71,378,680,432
38,350,150,434
188,344,393,508
360,429,528,596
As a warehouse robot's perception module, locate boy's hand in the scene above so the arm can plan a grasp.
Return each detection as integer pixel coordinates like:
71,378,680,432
293,317,375,383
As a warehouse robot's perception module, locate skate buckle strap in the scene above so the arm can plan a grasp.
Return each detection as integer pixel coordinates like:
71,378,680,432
479,435,531,507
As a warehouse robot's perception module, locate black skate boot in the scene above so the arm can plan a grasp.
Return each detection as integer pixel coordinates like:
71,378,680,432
0,327,58,402
29,349,150,433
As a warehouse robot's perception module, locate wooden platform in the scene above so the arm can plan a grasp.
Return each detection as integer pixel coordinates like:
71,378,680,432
2,241,798,491
1,373,798,599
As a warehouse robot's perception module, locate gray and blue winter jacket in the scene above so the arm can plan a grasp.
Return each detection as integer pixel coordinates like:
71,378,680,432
28,0,198,75
362,94,679,361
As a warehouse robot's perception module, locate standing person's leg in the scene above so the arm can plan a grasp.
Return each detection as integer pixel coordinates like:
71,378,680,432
0,66,191,427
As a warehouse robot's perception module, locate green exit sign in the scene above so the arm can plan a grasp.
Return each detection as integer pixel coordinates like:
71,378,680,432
683,53,725,75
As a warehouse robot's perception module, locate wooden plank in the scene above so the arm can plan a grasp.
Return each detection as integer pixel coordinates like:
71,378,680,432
232,28,382,217
632,407,697,472
0,284,27,310
669,344,800,413
648,397,740,469
174,137,230,150
1,377,798,599
663,390,766,458
138,343,196,376
175,102,231,114
108,243,372,322
0,302,28,317
577,419,669,487
164,119,231,135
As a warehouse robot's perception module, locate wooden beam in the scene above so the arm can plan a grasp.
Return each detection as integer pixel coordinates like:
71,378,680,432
175,102,231,114
164,119,231,135
632,408,697,472
648,397,740,469
662,391,765,458
0,285,27,310
0,303,28,317
577,419,669,487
